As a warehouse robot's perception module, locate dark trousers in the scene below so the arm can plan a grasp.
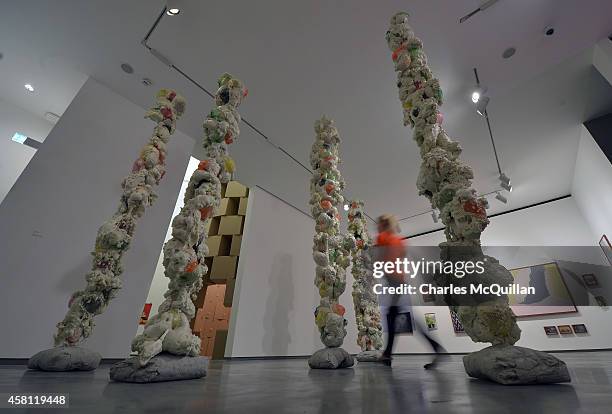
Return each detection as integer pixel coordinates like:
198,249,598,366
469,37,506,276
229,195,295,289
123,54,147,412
383,302,443,357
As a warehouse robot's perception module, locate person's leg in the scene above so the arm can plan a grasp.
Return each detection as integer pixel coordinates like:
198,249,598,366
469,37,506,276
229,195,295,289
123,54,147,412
414,319,446,369
383,305,398,358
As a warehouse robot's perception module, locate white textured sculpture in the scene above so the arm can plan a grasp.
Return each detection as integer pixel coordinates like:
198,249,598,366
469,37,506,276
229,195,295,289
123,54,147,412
123,74,246,373
385,12,569,384
347,200,383,361
308,117,355,369
29,90,186,372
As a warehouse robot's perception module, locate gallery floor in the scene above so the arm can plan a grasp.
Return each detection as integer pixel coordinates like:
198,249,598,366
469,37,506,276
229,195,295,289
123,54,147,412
1,351,611,413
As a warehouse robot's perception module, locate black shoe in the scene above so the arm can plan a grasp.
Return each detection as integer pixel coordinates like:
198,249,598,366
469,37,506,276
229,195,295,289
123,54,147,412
380,355,392,366
423,361,436,370
424,352,447,370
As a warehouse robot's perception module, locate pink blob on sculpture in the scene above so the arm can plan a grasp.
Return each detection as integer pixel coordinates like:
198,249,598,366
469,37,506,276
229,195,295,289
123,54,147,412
436,112,443,125
320,200,332,210
132,158,145,173
224,133,233,144
161,107,173,120
200,206,213,220
167,91,176,101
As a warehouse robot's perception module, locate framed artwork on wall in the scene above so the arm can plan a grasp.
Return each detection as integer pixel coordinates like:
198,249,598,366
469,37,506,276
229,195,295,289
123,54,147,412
508,262,577,317
394,312,413,334
599,235,612,266
543,326,559,336
450,310,464,333
424,313,437,330
558,325,573,335
572,324,588,334
139,303,152,325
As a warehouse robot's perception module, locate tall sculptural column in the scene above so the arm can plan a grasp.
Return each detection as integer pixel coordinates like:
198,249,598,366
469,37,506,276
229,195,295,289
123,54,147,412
28,90,186,372
385,12,570,384
347,200,383,362
110,73,247,383
308,117,355,369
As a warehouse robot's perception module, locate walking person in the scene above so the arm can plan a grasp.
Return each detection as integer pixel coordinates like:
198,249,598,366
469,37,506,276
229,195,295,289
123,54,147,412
375,214,446,368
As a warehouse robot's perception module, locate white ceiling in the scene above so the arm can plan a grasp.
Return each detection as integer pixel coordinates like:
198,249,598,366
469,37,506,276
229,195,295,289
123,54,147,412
1,0,612,235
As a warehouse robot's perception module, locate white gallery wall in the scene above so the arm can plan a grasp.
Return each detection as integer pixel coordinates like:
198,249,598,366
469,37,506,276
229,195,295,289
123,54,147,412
572,125,612,242
227,187,323,357
0,78,195,358
0,98,54,204
228,192,612,357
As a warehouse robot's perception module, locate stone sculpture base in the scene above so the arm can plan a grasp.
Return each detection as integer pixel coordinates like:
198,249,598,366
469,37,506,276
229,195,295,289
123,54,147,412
109,353,208,383
463,345,571,385
28,346,101,372
356,350,382,362
308,348,354,369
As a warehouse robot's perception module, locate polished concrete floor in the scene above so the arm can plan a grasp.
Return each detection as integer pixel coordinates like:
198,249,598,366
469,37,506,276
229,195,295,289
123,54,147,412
1,352,612,413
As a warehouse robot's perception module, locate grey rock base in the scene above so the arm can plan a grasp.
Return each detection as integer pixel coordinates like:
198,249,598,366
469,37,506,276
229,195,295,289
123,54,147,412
308,347,354,369
109,353,208,383
463,345,571,385
28,346,101,372
356,350,382,362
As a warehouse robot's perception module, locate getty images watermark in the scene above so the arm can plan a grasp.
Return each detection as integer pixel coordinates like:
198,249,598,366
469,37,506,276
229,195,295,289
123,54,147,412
371,258,535,297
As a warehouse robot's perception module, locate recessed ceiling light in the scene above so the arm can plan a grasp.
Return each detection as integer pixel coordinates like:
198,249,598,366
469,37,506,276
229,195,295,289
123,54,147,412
343,204,349,211
121,63,134,74
502,47,516,59
544,26,555,36
24,84,34,92
167,8,180,15
12,132,27,144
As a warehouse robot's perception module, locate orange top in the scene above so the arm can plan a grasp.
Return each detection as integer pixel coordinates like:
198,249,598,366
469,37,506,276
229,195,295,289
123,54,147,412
376,231,405,248
376,231,406,280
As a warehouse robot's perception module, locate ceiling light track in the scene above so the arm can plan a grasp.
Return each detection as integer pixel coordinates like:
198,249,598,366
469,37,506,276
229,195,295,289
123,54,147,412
459,0,501,24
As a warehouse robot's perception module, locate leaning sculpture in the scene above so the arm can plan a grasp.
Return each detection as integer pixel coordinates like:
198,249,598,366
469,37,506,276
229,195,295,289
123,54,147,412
347,200,384,361
110,73,247,383
385,12,570,384
28,90,186,372
308,117,355,369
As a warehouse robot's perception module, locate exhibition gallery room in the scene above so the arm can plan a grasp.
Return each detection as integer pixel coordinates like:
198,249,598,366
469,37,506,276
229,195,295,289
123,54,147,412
2,1,612,413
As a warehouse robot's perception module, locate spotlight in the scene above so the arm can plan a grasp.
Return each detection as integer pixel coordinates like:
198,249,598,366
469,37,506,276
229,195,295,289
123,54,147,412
431,209,439,223
24,84,34,92
343,204,349,211
120,63,134,74
502,47,516,59
544,26,555,37
166,0,182,15
495,192,508,204
476,96,489,117
500,181,513,192
499,172,511,185
471,86,487,103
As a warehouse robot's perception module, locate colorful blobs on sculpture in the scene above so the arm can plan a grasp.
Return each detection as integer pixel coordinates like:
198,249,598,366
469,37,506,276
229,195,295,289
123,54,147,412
308,117,353,369
113,74,246,383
